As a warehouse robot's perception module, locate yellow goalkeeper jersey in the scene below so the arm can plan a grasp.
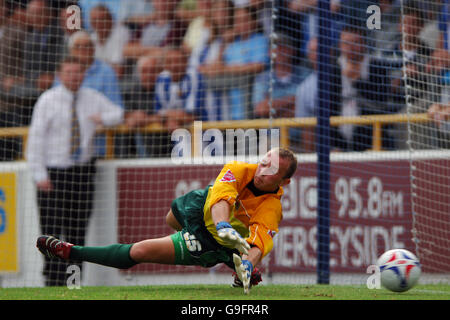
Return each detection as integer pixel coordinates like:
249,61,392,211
203,161,283,257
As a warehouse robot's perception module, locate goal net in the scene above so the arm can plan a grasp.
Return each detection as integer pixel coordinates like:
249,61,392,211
401,0,450,274
0,0,448,288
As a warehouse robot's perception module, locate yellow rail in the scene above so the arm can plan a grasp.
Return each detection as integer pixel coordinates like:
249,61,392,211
195,113,430,151
0,113,430,159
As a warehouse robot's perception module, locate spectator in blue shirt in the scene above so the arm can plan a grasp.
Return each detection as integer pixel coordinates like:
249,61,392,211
155,49,206,132
195,0,235,121
65,31,123,106
199,5,269,120
437,0,450,51
223,5,269,119
427,0,450,75
253,33,309,118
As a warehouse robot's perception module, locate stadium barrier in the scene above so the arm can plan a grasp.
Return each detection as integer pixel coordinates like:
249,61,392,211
0,113,431,160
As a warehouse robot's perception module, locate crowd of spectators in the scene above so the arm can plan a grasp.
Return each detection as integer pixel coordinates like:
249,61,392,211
0,0,449,160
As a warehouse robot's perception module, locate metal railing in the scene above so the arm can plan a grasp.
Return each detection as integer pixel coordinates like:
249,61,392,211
0,113,430,160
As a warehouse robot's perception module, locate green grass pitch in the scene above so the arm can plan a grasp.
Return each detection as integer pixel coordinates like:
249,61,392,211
1,284,449,300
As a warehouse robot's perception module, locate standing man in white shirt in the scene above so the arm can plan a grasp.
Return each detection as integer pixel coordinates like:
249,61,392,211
26,57,124,286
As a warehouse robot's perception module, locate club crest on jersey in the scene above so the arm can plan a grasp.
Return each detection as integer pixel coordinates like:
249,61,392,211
220,169,236,182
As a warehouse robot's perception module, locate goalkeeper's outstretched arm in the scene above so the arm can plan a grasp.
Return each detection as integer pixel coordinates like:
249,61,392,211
211,200,232,225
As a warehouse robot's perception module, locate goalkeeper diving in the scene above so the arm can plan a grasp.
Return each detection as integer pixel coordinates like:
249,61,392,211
37,148,298,294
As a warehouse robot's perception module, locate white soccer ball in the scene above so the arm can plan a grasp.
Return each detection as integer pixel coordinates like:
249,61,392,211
376,249,421,292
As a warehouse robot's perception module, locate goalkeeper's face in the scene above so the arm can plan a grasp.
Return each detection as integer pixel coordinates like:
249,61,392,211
254,151,290,192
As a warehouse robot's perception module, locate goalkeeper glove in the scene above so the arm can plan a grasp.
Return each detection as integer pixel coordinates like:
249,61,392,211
216,222,250,255
232,267,262,288
232,253,253,294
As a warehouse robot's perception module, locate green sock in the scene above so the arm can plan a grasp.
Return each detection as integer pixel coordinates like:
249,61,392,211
70,244,138,269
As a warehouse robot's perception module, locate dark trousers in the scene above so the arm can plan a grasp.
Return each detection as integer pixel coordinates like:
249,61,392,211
37,161,96,286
